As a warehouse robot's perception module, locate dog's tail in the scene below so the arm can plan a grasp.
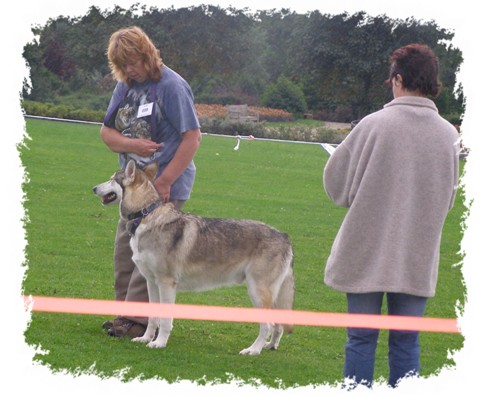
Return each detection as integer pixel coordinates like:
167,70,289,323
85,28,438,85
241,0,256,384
275,252,295,334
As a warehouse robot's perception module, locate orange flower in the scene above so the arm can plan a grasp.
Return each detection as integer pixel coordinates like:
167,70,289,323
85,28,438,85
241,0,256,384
195,104,227,119
195,104,293,121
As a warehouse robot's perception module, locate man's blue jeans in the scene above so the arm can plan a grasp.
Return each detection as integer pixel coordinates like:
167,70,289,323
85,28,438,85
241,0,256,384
344,292,427,389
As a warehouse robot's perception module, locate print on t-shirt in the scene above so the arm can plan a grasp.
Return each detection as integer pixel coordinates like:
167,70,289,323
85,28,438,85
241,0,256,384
114,86,163,167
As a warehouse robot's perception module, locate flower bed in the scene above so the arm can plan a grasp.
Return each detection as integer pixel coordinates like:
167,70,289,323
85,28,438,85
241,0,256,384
195,104,294,122
195,104,227,119
21,100,348,144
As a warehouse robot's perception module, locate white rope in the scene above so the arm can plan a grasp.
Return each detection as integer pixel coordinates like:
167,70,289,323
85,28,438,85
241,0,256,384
24,115,341,152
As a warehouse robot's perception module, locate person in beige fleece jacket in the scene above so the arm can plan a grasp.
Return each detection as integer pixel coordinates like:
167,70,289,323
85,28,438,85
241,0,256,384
323,44,460,389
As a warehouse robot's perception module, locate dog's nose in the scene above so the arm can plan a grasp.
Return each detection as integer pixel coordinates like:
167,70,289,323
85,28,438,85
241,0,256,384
92,186,97,193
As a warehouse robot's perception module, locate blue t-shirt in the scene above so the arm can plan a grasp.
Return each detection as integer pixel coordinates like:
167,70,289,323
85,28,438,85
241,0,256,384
103,66,200,200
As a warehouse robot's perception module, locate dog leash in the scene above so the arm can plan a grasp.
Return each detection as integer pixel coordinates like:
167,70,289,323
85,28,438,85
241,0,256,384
127,200,163,236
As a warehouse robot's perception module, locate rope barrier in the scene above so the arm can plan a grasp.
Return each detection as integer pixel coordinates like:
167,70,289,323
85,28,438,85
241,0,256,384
23,296,460,333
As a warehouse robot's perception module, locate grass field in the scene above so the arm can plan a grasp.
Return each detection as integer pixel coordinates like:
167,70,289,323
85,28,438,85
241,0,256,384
20,118,466,388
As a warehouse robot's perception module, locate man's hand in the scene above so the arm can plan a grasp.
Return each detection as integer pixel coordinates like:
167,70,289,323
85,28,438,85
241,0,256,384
100,125,162,156
130,138,163,157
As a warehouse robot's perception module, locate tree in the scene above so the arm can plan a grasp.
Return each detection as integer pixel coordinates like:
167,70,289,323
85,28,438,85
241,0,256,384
22,6,464,122
261,75,307,114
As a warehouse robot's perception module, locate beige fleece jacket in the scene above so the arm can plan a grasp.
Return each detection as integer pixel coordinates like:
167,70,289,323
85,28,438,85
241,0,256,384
323,96,460,297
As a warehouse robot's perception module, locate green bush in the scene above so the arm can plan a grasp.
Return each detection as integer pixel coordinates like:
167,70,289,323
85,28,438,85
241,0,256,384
22,100,105,123
198,116,265,136
443,112,463,126
259,125,348,144
22,100,348,144
198,116,348,143
261,76,308,115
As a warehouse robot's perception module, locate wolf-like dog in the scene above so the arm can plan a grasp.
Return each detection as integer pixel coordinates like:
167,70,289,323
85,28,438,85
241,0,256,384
93,160,294,355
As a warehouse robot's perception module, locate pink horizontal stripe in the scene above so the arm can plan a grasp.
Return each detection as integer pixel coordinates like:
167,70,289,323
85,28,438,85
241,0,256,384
23,296,460,333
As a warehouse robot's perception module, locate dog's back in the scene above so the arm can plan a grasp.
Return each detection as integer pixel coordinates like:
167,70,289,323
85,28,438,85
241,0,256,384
133,206,293,296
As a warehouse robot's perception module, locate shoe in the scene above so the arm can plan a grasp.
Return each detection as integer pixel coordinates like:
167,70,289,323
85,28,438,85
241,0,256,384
108,317,146,338
102,320,114,330
102,317,124,330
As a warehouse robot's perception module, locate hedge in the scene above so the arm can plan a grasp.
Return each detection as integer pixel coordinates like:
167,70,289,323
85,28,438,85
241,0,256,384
22,100,349,144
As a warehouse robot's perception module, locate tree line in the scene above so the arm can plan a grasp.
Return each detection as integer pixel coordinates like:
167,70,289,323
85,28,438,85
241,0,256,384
22,3,464,122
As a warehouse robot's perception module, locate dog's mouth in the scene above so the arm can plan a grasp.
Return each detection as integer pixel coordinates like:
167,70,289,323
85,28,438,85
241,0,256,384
102,192,118,205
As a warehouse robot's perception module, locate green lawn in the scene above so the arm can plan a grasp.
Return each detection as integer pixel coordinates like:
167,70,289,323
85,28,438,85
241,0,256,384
20,118,465,388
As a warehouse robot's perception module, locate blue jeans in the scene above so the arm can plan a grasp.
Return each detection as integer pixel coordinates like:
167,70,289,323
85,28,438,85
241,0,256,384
344,292,427,389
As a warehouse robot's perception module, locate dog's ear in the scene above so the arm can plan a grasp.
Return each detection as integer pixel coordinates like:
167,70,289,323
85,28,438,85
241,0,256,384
125,160,137,184
143,162,159,181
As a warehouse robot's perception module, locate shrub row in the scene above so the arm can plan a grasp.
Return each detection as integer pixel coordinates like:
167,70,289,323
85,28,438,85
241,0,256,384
22,100,295,124
22,100,105,123
199,117,348,144
22,100,348,144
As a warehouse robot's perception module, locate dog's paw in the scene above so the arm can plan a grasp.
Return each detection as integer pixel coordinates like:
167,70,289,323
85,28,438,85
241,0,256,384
147,340,167,349
132,336,151,343
263,342,278,350
239,347,262,356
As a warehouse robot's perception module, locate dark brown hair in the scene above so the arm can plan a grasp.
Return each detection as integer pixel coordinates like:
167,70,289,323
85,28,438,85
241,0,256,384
386,44,441,97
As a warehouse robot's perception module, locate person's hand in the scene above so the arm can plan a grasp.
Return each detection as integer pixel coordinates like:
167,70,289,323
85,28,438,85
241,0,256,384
153,176,171,203
149,128,201,204
130,139,163,157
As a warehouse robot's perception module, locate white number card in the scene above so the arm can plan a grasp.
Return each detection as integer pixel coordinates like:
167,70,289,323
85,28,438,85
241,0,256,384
137,102,154,118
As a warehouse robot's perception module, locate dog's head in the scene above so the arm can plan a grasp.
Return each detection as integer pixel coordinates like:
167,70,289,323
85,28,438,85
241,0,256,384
92,169,124,206
92,160,159,209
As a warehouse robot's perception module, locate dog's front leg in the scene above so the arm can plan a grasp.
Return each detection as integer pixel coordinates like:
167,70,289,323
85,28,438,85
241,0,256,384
132,279,159,344
239,322,272,355
147,280,177,349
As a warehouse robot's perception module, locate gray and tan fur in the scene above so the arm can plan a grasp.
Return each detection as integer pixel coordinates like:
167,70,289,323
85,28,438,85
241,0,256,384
93,160,294,355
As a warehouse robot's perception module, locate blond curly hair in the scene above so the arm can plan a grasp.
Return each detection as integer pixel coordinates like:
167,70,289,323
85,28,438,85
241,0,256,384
107,26,164,85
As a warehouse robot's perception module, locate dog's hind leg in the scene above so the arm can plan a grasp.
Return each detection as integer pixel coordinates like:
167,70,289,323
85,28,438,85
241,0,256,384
147,279,177,349
239,281,272,356
264,324,284,351
265,268,295,350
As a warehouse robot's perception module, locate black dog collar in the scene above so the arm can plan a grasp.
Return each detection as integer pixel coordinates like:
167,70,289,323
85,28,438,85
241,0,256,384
127,200,162,236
